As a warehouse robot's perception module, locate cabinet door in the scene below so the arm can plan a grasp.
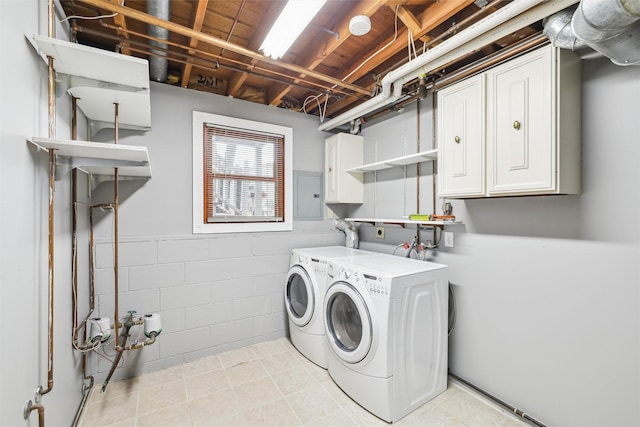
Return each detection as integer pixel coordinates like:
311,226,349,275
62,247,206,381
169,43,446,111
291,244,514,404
325,136,340,202
437,74,485,198
324,133,363,203
486,47,554,195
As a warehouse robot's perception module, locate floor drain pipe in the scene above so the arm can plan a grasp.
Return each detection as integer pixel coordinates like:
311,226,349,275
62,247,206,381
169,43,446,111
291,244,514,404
449,373,548,427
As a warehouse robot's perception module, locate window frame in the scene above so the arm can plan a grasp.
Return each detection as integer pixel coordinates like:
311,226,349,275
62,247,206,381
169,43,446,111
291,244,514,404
193,111,293,234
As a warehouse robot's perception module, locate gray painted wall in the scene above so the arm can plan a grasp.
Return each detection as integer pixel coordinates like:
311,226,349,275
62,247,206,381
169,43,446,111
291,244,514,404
2,1,638,425
355,56,640,426
86,82,343,383
1,1,86,425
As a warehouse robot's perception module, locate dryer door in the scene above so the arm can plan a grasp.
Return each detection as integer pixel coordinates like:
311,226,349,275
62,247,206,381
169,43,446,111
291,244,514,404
324,281,372,363
285,265,315,327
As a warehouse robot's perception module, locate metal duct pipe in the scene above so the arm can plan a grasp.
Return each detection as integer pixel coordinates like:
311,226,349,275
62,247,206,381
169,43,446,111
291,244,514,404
571,0,640,65
147,0,170,82
543,6,587,50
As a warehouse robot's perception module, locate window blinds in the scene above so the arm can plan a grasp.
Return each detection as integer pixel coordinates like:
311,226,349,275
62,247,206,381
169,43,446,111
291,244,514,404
203,124,285,223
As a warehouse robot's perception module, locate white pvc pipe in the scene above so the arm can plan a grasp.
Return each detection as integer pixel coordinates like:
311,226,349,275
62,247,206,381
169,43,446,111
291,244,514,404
319,0,547,132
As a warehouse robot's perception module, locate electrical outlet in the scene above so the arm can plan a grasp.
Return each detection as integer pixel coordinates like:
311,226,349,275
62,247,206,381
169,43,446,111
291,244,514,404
444,231,454,248
375,227,385,239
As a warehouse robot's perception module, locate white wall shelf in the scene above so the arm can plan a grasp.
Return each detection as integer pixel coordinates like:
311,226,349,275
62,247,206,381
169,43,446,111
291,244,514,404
346,217,461,228
30,35,151,133
346,149,438,173
28,137,151,182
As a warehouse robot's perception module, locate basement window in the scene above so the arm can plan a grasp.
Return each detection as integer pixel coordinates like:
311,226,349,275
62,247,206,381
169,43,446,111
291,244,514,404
192,111,293,233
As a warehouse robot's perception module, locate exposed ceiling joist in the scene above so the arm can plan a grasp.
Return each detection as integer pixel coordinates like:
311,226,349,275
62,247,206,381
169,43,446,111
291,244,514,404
76,0,371,97
181,0,209,88
227,1,286,97
393,5,421,34
63,0,550,123
108,0,130,55
311,0,477,116
267,0,387,107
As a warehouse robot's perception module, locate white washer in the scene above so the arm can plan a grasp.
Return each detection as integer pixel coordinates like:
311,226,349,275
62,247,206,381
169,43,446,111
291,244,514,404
324,253,449,423
284,246,371,368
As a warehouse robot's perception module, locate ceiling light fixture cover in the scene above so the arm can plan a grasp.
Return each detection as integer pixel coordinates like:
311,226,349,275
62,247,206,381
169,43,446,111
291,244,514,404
349,15,371,36
260,0,327,60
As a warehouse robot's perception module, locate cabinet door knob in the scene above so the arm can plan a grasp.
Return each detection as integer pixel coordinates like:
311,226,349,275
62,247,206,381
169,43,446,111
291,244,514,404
513,120,521,130
329,167,332,172
454,136,461,143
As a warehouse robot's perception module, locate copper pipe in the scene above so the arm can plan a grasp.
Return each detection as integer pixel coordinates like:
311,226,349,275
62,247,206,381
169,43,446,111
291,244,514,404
382,0,511,78
24,401,45,427
121,44,353,97
71,97,97,351
72,96,79,345
41,0,56,396
76,0,371,96
73,24,358,99
113,103,120,351
433,33,547,89
219,0,246,58
89,204,95,308
416,98,420,214
361,33,546,125
431,84,437,244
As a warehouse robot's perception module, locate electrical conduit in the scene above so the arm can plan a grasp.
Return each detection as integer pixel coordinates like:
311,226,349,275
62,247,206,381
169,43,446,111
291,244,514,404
318,0,577,131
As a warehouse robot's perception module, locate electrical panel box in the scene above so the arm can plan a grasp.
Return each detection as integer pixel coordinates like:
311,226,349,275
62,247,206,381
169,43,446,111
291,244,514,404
294,171,323,220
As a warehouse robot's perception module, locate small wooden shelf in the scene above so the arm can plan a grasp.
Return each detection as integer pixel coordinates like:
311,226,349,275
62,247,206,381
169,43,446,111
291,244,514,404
346,217,461,228
347,149,438,173
28,137,151,180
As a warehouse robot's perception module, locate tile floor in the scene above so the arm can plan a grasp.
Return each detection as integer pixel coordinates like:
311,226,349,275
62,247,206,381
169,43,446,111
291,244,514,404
79,338,527,427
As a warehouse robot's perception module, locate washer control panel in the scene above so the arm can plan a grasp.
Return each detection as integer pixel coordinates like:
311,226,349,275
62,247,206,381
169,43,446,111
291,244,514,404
361,272,391,297
328,262,391,298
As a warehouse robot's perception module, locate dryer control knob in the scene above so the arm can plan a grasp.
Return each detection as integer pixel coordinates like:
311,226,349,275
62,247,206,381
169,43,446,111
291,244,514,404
344,270,352,279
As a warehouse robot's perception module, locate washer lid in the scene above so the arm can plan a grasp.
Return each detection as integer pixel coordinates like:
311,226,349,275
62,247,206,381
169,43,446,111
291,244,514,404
285,265,315,327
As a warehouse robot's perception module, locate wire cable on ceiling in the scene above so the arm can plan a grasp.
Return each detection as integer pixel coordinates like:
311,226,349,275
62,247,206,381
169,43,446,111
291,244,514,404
302,93,330,122
61,0,124,23
306,6,400,121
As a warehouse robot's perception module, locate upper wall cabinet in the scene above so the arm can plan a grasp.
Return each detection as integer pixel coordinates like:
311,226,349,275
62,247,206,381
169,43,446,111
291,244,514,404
31,35,151,135
325,133,363,204
437,44,581,199
437,74,486,197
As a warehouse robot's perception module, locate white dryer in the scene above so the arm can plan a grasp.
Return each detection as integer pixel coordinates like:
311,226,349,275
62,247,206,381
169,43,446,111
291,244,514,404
285,246,370,368
324,253,449,423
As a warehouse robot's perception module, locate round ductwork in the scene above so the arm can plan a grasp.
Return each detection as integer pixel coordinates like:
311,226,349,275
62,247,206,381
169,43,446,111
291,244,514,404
543,6,586,50
349,15,371,36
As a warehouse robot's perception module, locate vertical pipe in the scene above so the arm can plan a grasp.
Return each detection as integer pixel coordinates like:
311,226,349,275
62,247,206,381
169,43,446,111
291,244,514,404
71,97,79,347
416,99,420,214
113,103,120,350
26,403,45,426
431,88,437,243
42,0,56,397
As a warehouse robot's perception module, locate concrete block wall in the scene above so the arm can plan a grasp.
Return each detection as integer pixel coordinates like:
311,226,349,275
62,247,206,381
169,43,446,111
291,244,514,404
89,230,344,383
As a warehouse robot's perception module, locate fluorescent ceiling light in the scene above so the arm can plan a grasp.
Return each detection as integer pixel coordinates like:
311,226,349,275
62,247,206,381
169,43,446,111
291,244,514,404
260,0,327,60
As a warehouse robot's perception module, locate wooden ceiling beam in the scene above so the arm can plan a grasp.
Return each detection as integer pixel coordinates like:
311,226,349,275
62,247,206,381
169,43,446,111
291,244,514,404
317,0,476,116
393,5,421,34
228,1,286,97
181,0,209,88
266,0,387,107
77,0,371,96
108,0,130,55
335,0,475,88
